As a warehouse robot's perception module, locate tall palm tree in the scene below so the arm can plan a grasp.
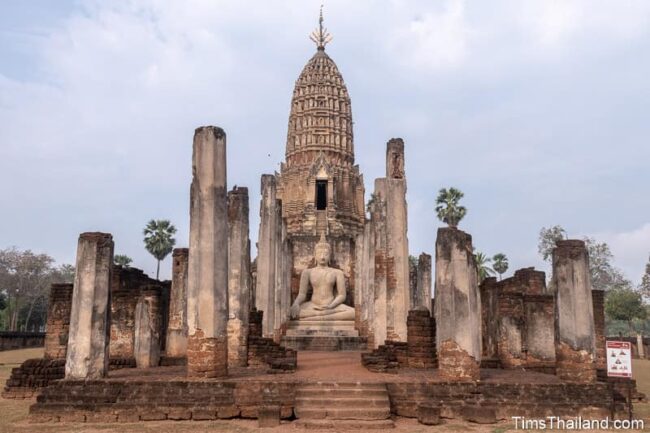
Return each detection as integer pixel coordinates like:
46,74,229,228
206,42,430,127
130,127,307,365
143,219,177,280
435,187,467,228
473,251,495,283
492,253,509,280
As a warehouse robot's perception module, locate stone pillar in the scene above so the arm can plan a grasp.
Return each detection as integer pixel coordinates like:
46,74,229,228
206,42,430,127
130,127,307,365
65,232,114,379
479,277,498,360
592,289,606,371
637,334,645,359
44,283,73,359
134,286,161,368
166,248,188,358
552,239,596,383
415,253,432,312
187,126,229,378
355,225,375,348
434,227,481,381
384,138,409,341
255,175,278,337
227,187,251,368
371,181,388,347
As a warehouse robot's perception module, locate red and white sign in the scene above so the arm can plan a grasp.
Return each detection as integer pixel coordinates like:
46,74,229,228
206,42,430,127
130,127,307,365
606,341,632,378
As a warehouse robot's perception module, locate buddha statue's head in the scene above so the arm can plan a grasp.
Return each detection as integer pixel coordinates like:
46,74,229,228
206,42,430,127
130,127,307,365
314,232,331,266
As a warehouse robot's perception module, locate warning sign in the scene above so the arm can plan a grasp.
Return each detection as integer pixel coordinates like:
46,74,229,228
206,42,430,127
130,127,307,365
606,341,632,378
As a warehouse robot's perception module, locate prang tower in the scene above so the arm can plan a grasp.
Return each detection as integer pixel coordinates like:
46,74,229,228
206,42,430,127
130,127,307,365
255,10,410,347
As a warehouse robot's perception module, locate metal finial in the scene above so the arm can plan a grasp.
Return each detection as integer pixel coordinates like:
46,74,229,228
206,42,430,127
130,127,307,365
309,4,333,50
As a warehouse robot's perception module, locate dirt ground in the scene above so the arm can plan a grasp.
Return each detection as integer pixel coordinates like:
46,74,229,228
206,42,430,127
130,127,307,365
1,348,648,433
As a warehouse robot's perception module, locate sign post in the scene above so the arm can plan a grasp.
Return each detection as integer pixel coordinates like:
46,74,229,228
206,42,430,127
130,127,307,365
606,340,633,420
606,340,632,378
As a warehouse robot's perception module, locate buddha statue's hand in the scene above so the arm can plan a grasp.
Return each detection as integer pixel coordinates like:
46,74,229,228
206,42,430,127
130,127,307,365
290,303,301,319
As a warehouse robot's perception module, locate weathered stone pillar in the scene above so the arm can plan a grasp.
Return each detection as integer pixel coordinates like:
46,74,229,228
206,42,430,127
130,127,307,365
385,138,409,341
637,334,645,359
65,232,114,379
592,289,606,371
227,187,251,368
552,239,596,383
434,227,481,381
371,182,388,347
187,126,229,378
415,253,432,312
255,175,278,337
134,286,161,368
166,248,188,358
44,283,73,359
479,277,498,360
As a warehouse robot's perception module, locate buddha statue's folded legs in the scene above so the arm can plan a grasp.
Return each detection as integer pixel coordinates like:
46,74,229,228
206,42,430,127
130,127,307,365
296,301,355,321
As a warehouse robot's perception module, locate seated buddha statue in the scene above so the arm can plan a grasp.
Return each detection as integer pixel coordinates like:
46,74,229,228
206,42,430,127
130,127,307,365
289,234,355,321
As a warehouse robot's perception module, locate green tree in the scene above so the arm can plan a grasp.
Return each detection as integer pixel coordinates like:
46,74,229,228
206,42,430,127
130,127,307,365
639,254,650,300
605,288,647,335
538,225,567,262
435,187,467,228
474,251,494,283
492,253,509,280
114,254,133,268
143,219,177,280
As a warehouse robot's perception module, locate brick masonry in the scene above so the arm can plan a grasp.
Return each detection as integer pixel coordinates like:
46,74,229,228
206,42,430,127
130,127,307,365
362,309,436,372
28,377,629,423
44,283,73,359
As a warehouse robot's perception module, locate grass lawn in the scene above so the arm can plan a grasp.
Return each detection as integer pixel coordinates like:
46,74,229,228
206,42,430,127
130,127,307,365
0,348,648,432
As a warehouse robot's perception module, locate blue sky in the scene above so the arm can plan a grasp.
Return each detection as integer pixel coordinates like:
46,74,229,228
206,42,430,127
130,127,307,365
1,0,649,283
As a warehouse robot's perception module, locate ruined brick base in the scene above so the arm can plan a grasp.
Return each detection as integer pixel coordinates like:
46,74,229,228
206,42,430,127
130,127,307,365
438,339,480,381
187,331,228,378
28,376,629,423
362,341,408,373
248,336,297,373
555,342,596,383
2,357,137,399
406,309,437,368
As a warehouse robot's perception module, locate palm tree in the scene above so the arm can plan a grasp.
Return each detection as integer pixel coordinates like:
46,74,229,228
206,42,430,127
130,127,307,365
435,187,467,228
492,253,509,280
114,254,133,268
143,219,177,280
474,251,495,283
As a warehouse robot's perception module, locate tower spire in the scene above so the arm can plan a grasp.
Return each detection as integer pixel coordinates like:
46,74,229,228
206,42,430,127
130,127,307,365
309,4,332,50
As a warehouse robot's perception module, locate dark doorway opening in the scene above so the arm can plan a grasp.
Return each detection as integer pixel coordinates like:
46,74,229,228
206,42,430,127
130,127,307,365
316,180,327,210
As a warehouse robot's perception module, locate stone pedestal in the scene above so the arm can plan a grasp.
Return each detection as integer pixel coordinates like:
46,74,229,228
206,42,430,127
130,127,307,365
44,283,73,359
187,126,229,378
166,248,188,358
65,232,114,379
227,187,251,368
434,227,481,381
552,240,596,383
134,286,162,368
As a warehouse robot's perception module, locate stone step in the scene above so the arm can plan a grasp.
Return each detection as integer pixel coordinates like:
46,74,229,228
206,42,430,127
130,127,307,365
297,385,388,395
295,397,390,408
293,419,395,429
295,407,391,420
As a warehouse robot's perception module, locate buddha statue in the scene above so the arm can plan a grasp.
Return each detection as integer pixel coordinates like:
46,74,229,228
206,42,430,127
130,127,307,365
289,234,355,321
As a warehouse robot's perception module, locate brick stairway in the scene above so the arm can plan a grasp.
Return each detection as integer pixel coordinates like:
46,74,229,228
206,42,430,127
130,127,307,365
294,382,394,429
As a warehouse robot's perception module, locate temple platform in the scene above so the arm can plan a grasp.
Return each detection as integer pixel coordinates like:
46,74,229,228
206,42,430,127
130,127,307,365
28,352,631,424
281,320,367,350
